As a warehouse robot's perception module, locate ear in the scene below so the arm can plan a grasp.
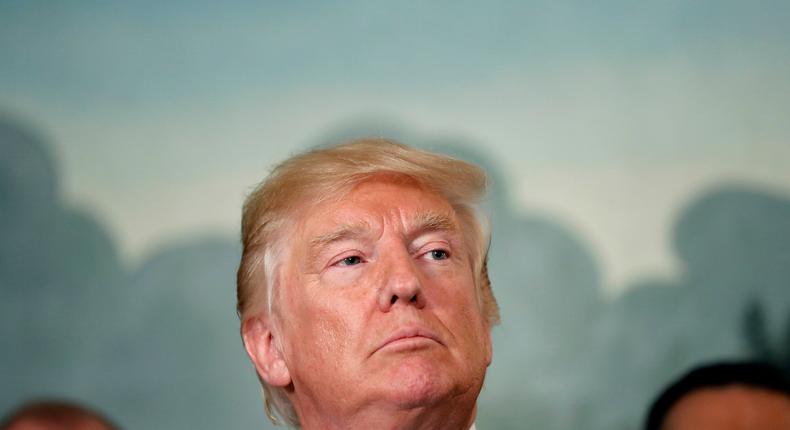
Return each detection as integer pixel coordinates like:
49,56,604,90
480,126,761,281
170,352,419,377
242,317,292,387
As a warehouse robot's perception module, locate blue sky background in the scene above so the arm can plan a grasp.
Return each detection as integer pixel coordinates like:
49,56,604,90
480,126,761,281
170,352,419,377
2,2,790,429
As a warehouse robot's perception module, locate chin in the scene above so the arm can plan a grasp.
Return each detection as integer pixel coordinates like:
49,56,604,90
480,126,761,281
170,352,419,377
380,355,462,409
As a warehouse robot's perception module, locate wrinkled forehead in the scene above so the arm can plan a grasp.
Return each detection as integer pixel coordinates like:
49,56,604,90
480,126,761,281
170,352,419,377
293,176,459,238
293,172,441,210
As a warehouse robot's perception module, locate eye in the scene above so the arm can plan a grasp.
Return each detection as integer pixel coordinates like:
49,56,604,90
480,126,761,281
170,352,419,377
336,255,363,266
426,249,449,260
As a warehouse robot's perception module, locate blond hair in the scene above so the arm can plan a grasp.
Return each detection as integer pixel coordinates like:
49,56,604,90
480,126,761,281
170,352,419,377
237,138,499,426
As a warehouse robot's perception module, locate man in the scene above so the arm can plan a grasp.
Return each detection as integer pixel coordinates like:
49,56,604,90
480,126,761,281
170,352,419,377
237,138,499,429
645,361,790,430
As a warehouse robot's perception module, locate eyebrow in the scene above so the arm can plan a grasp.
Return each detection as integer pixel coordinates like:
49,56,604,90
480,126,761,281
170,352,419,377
309,221,373,250
306,211,459,262
408,211,458,238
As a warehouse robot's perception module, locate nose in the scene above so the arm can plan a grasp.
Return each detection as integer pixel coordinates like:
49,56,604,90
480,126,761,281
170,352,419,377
377,249,426,312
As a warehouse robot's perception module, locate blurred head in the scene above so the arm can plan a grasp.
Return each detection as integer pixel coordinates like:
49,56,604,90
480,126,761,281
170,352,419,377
646,361,790,430
1,400,118,430
237,138,499,427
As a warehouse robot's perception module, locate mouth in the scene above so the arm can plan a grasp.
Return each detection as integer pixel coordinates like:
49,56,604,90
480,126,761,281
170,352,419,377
372,326,443,356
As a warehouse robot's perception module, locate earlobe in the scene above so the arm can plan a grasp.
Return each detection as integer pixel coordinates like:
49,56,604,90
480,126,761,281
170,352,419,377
484,327,493,367
242,317,292,387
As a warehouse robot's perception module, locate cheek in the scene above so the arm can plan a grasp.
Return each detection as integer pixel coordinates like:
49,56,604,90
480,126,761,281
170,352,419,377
320,266,364,287
428,269,481,313
287,289,368,362
312,312,352,360
441,278,489,351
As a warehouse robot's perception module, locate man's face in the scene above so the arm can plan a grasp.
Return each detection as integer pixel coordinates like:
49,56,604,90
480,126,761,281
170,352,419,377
272,179,492,418
662,385,790,430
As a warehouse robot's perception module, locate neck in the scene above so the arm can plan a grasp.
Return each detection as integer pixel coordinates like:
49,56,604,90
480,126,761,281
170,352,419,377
295,395,478,430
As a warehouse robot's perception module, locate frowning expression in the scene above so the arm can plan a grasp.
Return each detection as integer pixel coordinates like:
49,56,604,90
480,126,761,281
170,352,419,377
272,178,492,419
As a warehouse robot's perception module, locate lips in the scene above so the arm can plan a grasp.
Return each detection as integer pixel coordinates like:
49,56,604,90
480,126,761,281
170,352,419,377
372,326,443,355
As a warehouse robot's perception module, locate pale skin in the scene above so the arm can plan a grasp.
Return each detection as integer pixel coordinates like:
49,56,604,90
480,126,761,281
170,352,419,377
243,179,492,430
662,386,790,430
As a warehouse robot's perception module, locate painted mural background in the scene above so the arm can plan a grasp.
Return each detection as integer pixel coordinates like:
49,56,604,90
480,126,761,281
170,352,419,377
2,2,789,429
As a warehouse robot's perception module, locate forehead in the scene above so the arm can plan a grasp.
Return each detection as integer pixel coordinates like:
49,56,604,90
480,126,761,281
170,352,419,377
295,179,457,233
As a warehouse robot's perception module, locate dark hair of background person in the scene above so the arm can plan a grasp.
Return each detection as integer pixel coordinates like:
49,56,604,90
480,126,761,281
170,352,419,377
645,361,790,430
0,399,119,430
